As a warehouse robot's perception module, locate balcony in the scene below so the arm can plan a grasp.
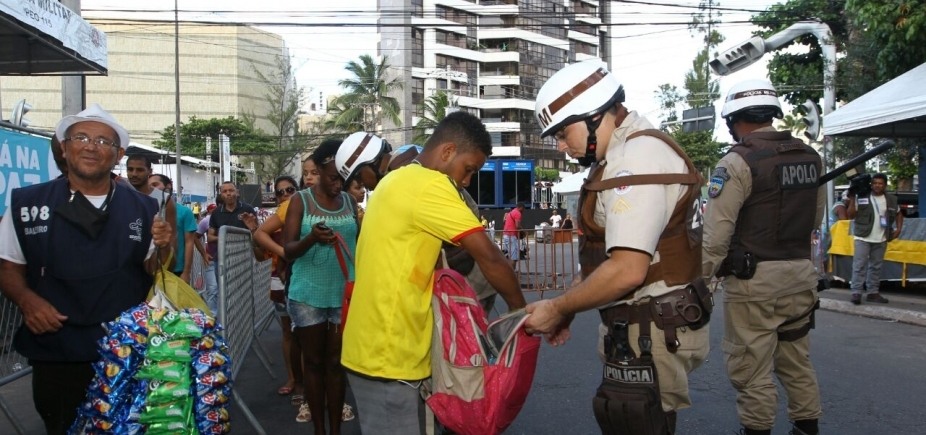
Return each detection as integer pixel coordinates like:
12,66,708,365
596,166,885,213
571,0,597,16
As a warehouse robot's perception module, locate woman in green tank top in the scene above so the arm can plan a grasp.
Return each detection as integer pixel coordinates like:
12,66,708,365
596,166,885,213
283,139,359,433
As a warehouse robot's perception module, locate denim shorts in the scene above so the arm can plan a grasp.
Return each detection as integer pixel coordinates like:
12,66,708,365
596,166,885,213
502,235,520,260
287,299,341,328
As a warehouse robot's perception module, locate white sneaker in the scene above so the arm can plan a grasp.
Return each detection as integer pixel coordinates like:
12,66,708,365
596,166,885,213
296,403,311,423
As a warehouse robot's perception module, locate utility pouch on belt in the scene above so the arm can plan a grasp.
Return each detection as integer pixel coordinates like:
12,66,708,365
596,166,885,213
686,278,713,330
593,313,669,435
648,280,712,352
716,250,756,280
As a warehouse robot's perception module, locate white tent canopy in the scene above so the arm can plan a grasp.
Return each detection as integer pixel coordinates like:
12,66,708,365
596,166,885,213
551,168,590,194
823,62,926,137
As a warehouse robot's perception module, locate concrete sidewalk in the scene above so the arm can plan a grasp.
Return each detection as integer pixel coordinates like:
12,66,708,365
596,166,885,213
817,283,926,327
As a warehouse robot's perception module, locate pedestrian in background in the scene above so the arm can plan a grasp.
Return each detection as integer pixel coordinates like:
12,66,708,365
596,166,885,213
345,178,366,223
702,79,824,435
503,203,524,268
196,203,218,309
251,175,317,421
550,209,562,228
846,173,903,305
149,173,198,283
302,157,319,190
206,181,261,312
561,213,574,230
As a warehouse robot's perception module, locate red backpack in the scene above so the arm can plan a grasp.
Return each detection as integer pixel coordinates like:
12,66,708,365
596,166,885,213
426,263,540,435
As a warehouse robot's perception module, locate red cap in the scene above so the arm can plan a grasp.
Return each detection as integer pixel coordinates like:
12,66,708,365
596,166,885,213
207,204,217,213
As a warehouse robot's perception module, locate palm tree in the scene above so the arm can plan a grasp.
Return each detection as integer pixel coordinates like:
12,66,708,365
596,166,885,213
413,91,456,145
324,97,366,134
337,54,403,132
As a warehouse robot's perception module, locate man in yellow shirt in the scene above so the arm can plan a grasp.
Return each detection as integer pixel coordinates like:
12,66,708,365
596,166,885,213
341,112,526,435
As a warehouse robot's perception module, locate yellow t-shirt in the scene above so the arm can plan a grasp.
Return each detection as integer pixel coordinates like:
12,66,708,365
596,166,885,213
270,199,291,272
341,164,483,380
276,199,290,221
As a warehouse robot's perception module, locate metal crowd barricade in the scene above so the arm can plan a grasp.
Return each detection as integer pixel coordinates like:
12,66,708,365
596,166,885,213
516,229,579,297
217,226,274,435
0,294,30,435
189,248,206,292
252,258,275,336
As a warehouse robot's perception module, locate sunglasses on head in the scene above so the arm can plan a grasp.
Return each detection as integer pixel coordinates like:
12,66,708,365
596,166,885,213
275,186,296,197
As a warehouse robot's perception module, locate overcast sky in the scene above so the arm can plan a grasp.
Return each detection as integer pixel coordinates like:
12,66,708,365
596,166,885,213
81,0,786,139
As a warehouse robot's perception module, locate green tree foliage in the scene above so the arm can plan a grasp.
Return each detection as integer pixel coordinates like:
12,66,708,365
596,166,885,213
753,0,924,184
324,98,366,135
654,84,683,123
845,0,926,83
413,91,455,145
534,167,560,182
332,54,403,133
248,56,307,182
776,113,807,138
652,0,726,174
884,139,920,188
845,0,926,185
669,127,726,176
154,116,272,159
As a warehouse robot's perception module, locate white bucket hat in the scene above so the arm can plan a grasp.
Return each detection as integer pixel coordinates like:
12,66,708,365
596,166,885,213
55,103,129,148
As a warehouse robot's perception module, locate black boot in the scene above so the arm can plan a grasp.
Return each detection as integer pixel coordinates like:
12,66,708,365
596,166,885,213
739,428,771,435
665,411,677,434
790,419,819,435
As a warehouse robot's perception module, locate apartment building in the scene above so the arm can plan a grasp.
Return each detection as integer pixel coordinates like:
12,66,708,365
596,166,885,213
378,0,610,170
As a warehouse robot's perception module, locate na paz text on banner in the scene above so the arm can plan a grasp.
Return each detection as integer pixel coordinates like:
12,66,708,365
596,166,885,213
0,131,60,215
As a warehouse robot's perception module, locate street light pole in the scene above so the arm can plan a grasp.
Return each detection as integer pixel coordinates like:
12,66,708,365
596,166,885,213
709,20,837,215
174,0,183,199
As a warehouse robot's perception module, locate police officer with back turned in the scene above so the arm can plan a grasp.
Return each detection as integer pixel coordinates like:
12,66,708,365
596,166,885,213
526,59,711,435
702,79,824,435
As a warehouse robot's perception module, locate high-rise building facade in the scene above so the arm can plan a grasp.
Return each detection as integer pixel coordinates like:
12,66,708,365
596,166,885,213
378,0,610,170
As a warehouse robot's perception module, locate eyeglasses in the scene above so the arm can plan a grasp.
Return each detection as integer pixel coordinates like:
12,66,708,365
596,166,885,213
65,133,119,149
275,186,296,197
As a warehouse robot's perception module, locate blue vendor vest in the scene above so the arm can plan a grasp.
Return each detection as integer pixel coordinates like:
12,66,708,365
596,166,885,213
10,178,157,362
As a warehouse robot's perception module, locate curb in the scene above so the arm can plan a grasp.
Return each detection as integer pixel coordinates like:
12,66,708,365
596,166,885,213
819,298,926,327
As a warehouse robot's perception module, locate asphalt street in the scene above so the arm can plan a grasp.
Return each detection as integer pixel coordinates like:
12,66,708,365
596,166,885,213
3,279,926,434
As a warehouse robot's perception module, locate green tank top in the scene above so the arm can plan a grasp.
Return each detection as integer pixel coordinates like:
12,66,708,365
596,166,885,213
288,189,358,308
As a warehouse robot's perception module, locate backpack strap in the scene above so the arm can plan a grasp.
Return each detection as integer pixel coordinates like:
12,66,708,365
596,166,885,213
583,129,702,191
333,233,352,280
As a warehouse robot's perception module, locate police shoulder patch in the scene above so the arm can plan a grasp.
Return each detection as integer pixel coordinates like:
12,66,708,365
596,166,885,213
708,166,730,198
612,170,633,195
710,167,730,181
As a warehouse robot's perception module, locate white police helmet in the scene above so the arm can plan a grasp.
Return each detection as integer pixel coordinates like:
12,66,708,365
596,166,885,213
534,59,624,138
720,79,784,120
335,132,391,181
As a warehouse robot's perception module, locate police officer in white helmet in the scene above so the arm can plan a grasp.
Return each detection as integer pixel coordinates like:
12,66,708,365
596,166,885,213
525,59,711,434
335,132,393,191
702,79,824,435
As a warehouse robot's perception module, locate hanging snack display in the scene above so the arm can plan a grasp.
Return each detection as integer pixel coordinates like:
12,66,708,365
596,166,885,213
69,304,233,435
